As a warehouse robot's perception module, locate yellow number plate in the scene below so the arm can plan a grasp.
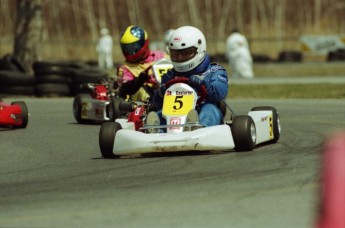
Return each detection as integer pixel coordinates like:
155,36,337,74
163,92,194,116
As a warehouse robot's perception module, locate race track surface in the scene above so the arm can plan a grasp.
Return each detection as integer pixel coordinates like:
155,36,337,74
1,97,344,227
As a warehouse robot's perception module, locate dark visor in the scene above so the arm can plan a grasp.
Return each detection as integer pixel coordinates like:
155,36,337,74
169,47,197,63
121,39,146,56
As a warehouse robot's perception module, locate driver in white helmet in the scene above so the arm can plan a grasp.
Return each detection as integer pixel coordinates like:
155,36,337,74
150,25,229,128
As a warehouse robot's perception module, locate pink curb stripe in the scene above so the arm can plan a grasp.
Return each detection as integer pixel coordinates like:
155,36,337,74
317,132,345,228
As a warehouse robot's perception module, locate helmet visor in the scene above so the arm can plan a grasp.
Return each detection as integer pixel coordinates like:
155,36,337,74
121,39,146,56
169,47,197,63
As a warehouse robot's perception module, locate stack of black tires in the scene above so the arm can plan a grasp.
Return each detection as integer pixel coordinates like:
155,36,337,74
0,54,109,97
32,60,108,97
33,61,72,97
0,54,35,96
277,51,303,62
327,48,345,61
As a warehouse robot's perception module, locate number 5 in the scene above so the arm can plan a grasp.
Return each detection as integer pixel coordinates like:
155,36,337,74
173,95,183,110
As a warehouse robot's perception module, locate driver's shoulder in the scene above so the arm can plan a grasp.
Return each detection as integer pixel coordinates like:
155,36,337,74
200,63,226,78
209,62,226,72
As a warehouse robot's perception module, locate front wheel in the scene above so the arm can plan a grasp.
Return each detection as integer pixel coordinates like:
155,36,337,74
231,115,256,152
11,101,29,128
251,106,281,143
99,122,122,158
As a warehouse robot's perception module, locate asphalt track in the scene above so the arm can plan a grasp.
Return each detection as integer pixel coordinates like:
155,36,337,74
1,97,345,227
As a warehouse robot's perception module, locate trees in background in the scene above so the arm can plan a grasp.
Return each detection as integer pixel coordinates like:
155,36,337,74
4,0,344,62
13,0,42,73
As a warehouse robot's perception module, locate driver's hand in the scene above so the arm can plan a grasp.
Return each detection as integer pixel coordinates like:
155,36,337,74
147,74,157,85
189,75,204,89
138,71,149,83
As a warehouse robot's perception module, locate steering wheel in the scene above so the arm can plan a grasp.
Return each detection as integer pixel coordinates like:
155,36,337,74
164,77,207,104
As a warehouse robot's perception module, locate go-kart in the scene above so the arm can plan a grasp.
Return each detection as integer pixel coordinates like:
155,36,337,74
73,58,172,125
0,98,29,128
99,76,281,158
72,78,125,124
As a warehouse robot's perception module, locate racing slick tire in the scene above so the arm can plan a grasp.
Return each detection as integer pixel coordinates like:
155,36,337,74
99,122,122,158
231,115,256,152
73,93,94,124
11,101,29,128
108,97,126,121
251,106,281,143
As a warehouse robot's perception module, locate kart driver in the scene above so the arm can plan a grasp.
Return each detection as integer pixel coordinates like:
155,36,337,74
116,25,168,102
150,25,229,128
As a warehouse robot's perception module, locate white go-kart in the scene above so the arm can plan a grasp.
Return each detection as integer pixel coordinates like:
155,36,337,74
99,59,281,158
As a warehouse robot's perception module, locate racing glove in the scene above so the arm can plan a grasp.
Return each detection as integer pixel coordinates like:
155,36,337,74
138,71,149,84
118,73,148,98
189,75,204,90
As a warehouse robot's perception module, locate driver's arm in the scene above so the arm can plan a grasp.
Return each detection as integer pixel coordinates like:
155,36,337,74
118,72,148,97
204,69,228,103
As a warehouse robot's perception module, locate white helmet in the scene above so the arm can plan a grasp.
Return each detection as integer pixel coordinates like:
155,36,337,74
164,29,175,45
168,26,206,72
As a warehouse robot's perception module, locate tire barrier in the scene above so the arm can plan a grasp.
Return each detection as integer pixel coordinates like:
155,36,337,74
0,70,35,86
0,54,30,73
0,55,110,97
277,51,303,62
0,54,35,96
71,68,108,95
32,60,109,97
0,85,35,95
33,60,73,97
327,48,345,62
252,54,273,63
34,83,71,97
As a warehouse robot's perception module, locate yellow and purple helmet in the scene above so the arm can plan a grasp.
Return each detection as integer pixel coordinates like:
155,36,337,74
120,25,150,62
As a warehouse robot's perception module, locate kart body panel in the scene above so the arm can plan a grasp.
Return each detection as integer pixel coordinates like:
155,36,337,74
78,96,111,121
248,110,274,144
112,109,275,155
113,124,235,155
0,101,26,127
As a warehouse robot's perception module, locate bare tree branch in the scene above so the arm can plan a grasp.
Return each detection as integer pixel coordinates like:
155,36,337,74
13,0,43,72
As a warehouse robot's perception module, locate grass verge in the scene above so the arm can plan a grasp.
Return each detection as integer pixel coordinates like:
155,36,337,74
228,84,345,99
218,62,345,77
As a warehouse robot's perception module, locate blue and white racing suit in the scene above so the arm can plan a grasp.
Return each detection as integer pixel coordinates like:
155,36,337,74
152,54,229,127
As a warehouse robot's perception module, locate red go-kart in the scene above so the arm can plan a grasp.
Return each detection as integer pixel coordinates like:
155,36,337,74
0,99,29,128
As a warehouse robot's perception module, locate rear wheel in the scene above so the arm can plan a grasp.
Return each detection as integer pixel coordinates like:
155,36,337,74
73,93,93,124
251,106,281,143
11,101,29,128
231,115,256,151
99,122,122,158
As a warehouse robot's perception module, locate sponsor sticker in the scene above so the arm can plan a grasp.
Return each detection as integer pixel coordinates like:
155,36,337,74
269,116,273,139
